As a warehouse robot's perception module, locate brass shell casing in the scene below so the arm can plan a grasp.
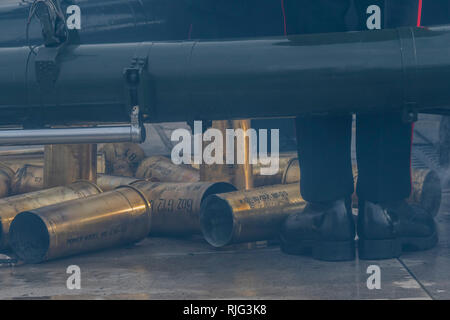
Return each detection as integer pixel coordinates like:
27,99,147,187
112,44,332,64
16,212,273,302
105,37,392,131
0,181,102,250
200,183,305,247
131,181,236,235
9,185,150,263
136,156,199,183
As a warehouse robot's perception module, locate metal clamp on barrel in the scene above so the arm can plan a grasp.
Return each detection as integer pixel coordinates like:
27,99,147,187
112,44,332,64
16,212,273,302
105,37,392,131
123,43,153,143
31,0,68,96
130,105,145,143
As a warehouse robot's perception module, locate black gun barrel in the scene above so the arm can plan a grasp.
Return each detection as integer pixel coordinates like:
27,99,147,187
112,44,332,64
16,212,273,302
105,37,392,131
1,25,450,127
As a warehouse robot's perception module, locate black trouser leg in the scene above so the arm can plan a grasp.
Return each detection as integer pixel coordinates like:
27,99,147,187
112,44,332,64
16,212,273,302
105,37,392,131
295,115,354,202
286,115,356,261
290,0,353,203
356,112,412,203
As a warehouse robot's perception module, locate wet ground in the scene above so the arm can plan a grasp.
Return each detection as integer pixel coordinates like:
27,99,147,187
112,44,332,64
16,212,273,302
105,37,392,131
0,189,448,300
0,116,449,300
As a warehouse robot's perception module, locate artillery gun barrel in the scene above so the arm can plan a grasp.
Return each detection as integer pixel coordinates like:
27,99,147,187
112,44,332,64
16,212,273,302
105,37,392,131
1,26,450,144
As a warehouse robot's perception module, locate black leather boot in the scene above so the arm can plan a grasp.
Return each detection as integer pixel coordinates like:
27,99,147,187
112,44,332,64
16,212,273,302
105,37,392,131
358,200,438,259
280,199,355,261
357,201,401,260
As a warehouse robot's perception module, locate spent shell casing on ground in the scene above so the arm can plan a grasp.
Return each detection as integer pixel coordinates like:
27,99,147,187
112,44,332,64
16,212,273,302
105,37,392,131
0,181,102,250
252,155,300,187
0,163,14,199
131,181,236,235
9,185,150,263
136,156,200,183
96,174,146,191
200,183,305,247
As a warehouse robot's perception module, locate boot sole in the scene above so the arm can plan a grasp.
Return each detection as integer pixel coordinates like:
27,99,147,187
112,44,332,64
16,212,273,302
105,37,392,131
280,239,355,262
401,232,438,252
358,238,401,260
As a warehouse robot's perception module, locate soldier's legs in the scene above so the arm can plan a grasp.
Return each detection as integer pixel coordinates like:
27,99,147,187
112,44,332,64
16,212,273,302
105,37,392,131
356,113,437,258
353,0,437,259
280,115,356,261
280,0,355,261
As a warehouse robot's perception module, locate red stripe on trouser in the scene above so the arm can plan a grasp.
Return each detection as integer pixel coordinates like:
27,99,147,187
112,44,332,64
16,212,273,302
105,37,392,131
417,0,423,27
